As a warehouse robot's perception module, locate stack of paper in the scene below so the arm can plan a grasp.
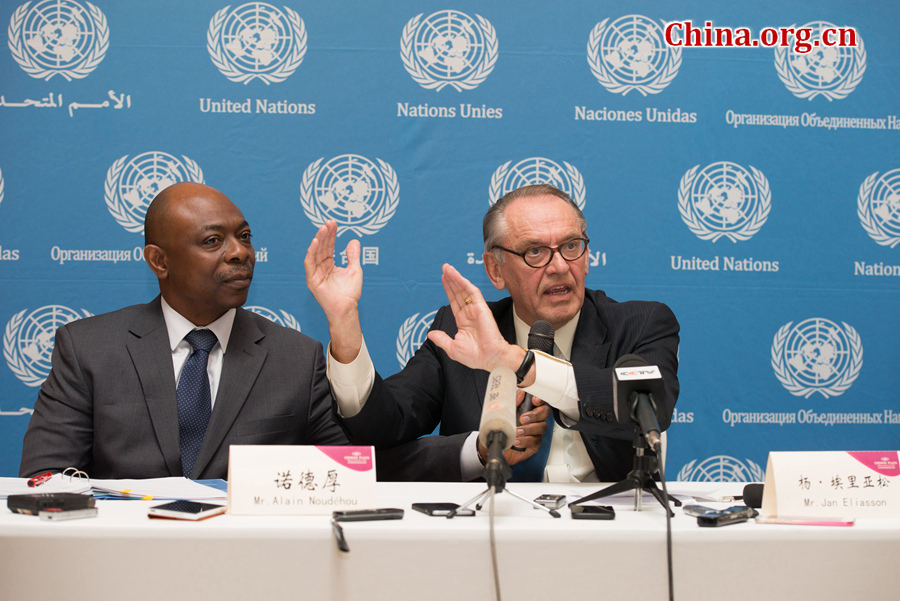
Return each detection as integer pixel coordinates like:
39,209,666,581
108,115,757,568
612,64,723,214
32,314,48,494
0,474,92,498
89,477,226,500
1,475,226,501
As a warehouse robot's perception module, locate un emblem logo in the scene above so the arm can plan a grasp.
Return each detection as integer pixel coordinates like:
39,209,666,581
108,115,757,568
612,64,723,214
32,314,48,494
772,318,863,399
207,2,307,84
587,15,681,96
104,152,205,234
8,0,108,81
4,305,92,387
300,154,399,237
396,310,437,368
400,10,498,91
677,456,765,482
774,22,865,101
857,168,900,248
245,305,301,332
678,162,771,243
488,158,586,210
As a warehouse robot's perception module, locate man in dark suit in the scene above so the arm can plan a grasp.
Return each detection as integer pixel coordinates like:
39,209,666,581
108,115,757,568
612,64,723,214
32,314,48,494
20,182,347,479
305,184,678,481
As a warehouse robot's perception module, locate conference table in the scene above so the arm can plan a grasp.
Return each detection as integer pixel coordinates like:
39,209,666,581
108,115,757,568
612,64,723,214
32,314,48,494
1,481,898,601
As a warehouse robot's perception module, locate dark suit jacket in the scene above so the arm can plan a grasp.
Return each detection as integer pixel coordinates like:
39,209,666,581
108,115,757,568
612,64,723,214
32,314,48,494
20,297,348,479
342,289,679,481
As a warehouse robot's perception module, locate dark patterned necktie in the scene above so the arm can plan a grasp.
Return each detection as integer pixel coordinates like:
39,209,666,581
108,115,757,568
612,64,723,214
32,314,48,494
177,329,218,478
509,344,564,482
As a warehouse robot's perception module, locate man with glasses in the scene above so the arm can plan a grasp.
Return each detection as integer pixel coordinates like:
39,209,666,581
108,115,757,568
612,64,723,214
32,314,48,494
305,184,679,481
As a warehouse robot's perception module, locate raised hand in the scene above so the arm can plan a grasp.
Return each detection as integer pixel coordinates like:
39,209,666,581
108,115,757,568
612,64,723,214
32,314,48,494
304,220,363,362
426,264,524,374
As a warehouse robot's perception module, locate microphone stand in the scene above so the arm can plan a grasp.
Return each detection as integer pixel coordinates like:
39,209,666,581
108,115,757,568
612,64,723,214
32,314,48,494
447,431,561,519
568,427,681,516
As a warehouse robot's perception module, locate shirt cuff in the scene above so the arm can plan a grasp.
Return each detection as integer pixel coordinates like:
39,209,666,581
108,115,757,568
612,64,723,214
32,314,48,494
460,431,483,481
326,336,375,418
523,350,580,423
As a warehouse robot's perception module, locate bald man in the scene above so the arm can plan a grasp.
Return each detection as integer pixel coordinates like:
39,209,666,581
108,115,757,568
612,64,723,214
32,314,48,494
20,183,347,479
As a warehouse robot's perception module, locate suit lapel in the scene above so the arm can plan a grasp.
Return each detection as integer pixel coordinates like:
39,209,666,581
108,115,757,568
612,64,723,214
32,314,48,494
569,294,612,474
126,298,182,476
192,309,267,477
570,294,610,368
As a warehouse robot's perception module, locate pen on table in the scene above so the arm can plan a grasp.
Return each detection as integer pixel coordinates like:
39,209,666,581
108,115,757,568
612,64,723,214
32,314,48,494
27,472,53,487
332,518,350,553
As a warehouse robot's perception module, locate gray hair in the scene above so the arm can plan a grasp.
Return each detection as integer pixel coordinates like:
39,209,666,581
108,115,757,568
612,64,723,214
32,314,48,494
482,184,587,261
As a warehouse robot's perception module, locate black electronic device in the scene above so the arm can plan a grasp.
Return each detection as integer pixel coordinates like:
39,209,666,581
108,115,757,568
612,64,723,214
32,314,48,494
7,492,95,516
612,354,666,451
332,508,404,522
742,483,764,508
696,505,758,527
148,500,226,521
534,494,566,510
570,505,615,520
682,504,718,517
39,507,98,521
411,502,474,517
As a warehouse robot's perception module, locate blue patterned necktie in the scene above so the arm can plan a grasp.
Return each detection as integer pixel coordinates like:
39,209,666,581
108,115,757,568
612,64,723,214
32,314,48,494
510,342,563,482
509,414,553,482
177,329,218,478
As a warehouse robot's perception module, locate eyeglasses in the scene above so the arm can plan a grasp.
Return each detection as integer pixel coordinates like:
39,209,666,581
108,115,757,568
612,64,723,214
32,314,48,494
493,237,590,268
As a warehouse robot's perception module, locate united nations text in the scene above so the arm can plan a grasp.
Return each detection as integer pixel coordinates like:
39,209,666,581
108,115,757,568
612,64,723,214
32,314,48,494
51,246,269,265
722,409,899,427
199,98,315,115
396,102,502,119
575,106,697,124
726,110,900,131
671,255,779,272
854,261,900,277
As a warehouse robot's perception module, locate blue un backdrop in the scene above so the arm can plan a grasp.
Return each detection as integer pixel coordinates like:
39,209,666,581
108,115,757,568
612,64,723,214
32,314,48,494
1,0,898,480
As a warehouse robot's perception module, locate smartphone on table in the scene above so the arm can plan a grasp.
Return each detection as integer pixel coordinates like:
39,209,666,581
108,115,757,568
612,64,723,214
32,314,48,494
331,508,404,522
148,500,226,521
411,502,475,517
570,504,615,520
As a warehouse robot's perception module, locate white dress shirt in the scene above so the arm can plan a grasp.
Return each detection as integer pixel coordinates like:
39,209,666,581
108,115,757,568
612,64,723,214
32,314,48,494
327,305,597,483
160,297,236,409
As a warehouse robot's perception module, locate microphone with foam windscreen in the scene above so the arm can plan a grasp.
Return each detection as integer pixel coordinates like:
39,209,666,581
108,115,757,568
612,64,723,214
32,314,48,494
517,320,555,417
612,354,667,451
478,367,517,489
742,483,764,508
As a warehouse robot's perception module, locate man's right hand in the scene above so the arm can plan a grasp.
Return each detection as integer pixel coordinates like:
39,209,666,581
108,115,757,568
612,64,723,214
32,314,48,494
477,392,550,467
304,220,364,363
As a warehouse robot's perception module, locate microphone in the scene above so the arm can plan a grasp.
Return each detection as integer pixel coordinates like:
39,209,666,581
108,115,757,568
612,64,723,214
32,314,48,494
742,483,764,508
478,367,517,489
517,320,555,417
612,354,667,451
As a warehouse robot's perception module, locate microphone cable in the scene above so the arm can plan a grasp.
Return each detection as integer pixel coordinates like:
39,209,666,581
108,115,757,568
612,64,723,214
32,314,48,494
487,485,502,601
656,444,674,601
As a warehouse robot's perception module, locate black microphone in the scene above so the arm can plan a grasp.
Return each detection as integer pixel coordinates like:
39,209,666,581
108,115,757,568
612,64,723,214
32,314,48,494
742,483,764,508
612,354,667,451
477,367,517,489
517,320,555,417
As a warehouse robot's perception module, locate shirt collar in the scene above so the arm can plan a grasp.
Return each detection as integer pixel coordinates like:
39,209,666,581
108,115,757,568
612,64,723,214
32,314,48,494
160,297,236,353
511,306,581,361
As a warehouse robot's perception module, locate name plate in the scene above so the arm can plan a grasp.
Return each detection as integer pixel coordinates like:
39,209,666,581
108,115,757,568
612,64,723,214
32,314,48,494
227,445,376,515
761,450,900,519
